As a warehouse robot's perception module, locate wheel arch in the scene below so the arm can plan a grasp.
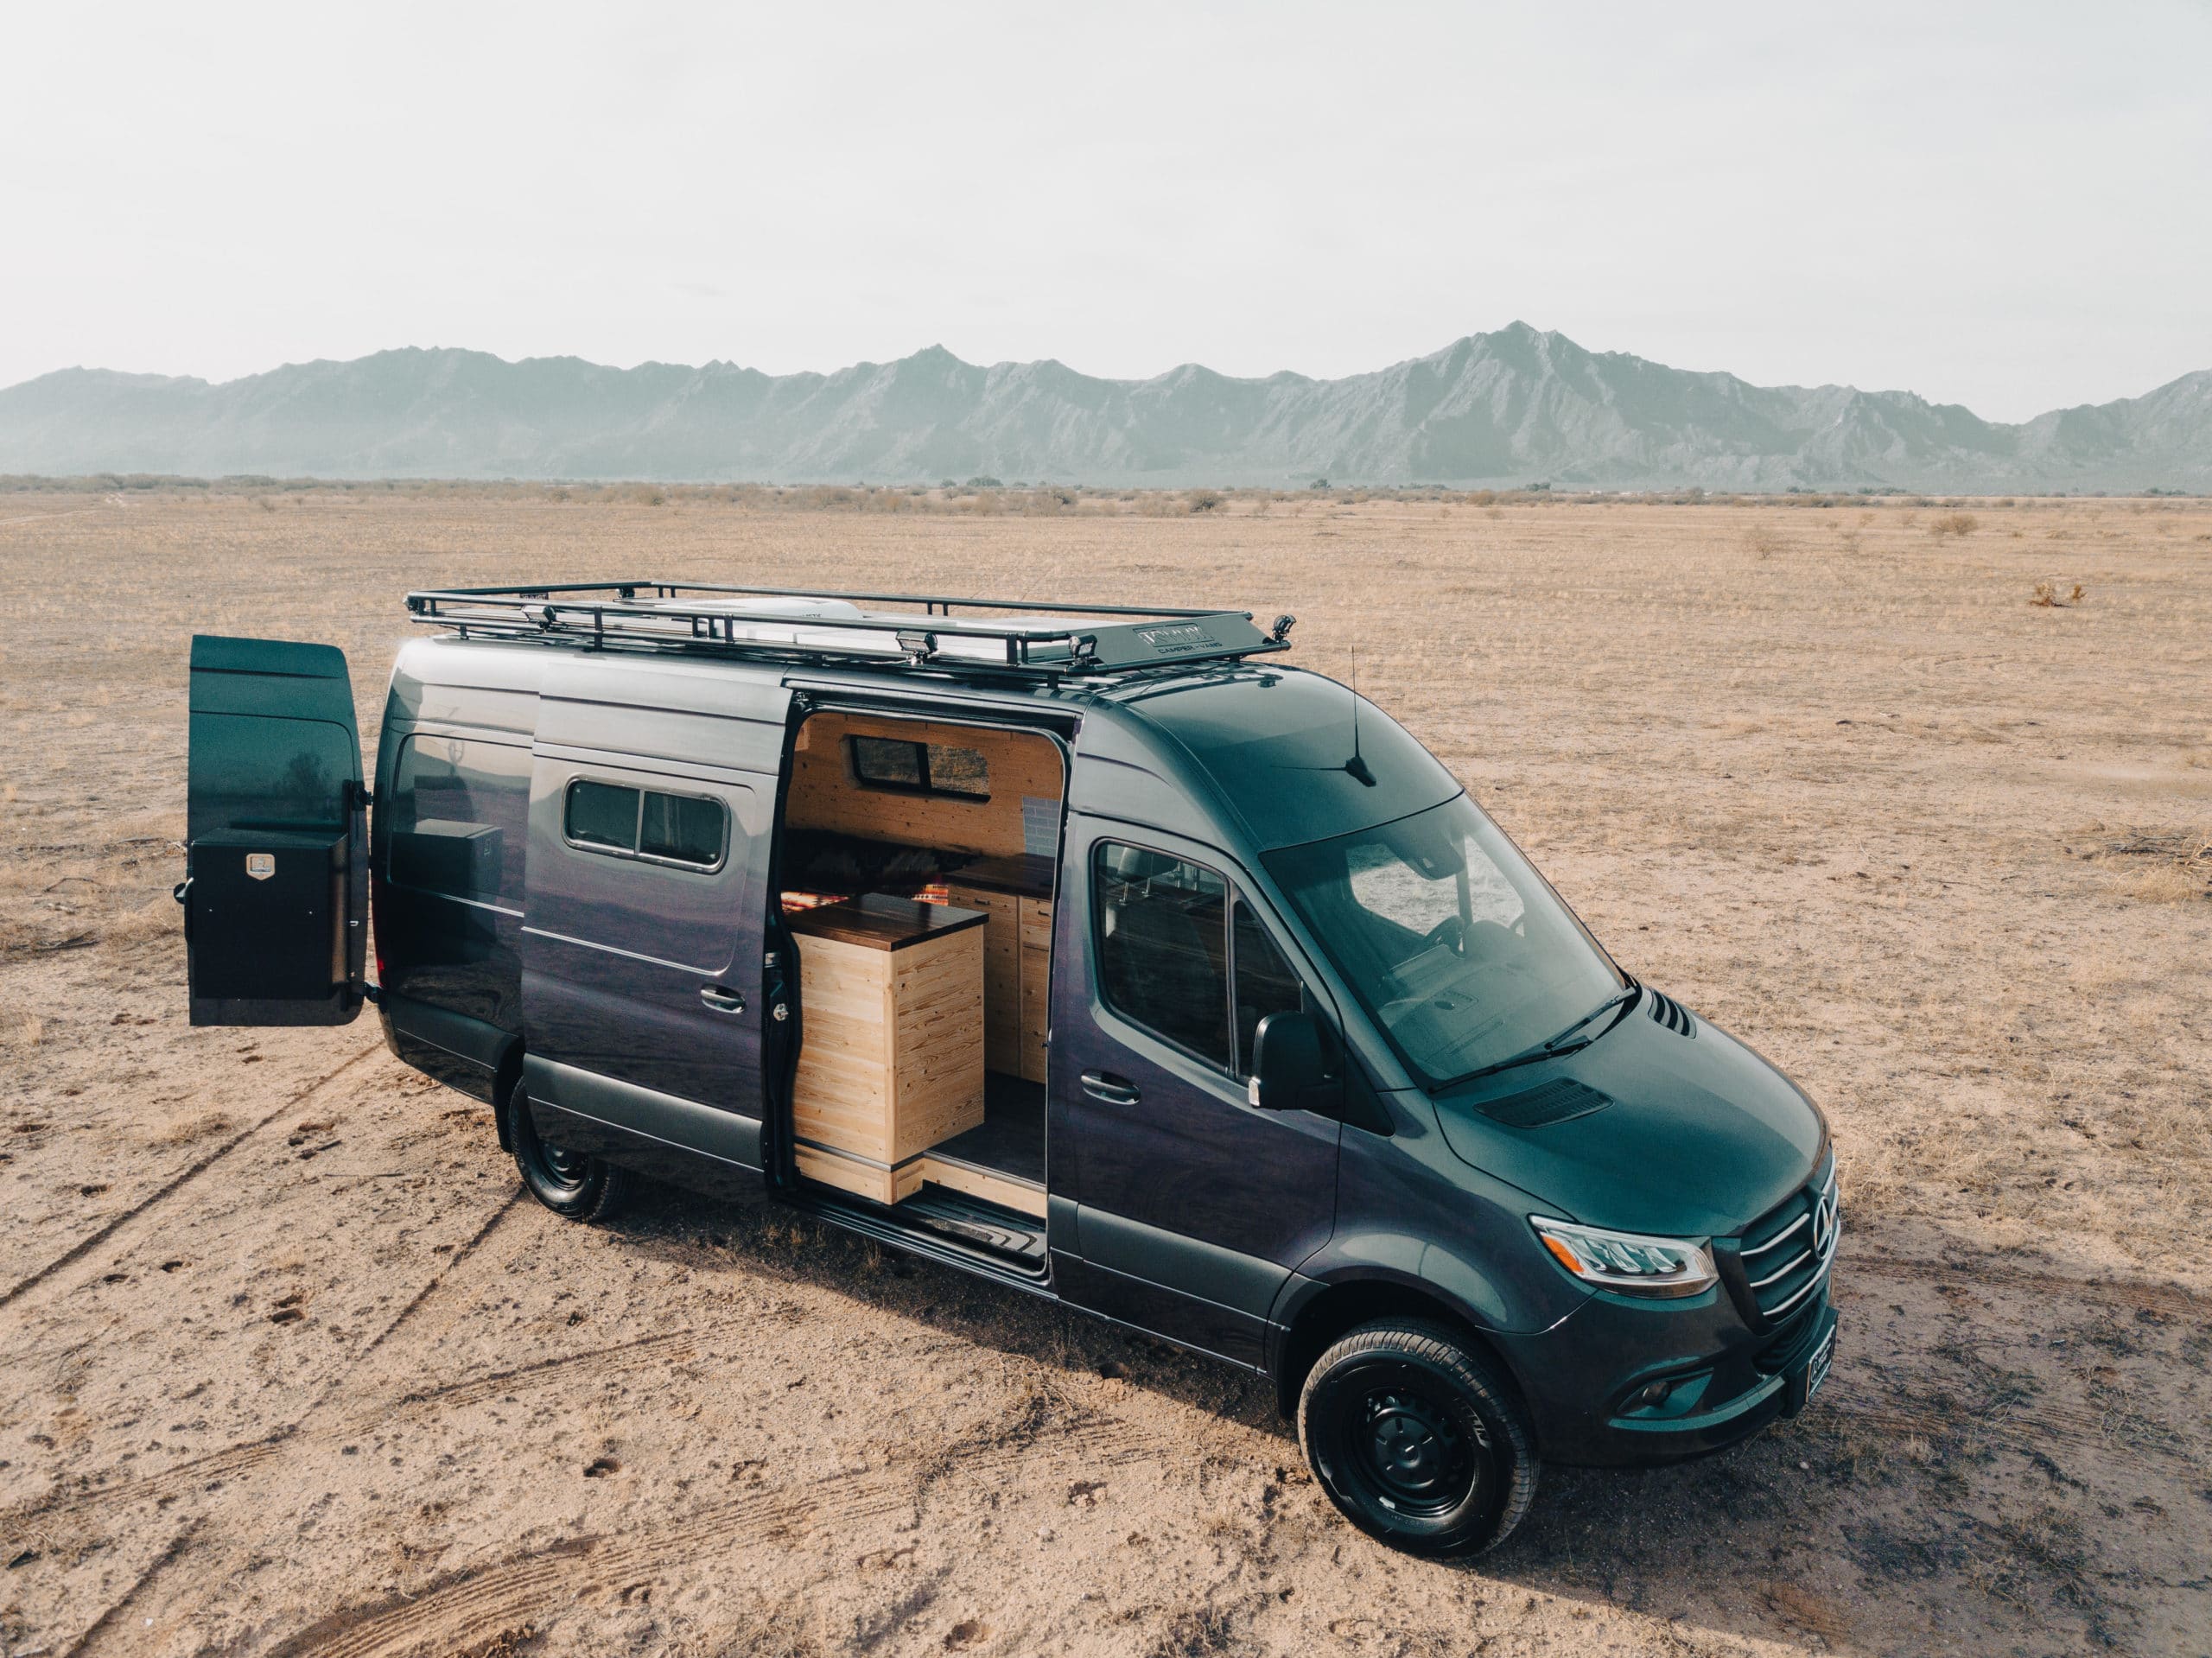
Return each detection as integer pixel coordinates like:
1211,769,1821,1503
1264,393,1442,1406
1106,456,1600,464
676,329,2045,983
490,1038,525,1153
1271,1273,1535,1431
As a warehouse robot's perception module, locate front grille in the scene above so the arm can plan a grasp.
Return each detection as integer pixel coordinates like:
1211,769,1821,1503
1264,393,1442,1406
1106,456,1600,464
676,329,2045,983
1726,1156,1839,1330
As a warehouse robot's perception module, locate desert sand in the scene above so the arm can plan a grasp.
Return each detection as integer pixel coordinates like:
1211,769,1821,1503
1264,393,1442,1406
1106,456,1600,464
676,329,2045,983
2,487,2207,1656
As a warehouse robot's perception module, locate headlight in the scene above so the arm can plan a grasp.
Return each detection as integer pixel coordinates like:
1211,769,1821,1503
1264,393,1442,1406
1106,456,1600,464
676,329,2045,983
1530,1217,1718,1299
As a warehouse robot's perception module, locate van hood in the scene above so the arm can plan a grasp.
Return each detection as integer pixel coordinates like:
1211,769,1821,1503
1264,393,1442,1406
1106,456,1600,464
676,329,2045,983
1429,991,1825,1239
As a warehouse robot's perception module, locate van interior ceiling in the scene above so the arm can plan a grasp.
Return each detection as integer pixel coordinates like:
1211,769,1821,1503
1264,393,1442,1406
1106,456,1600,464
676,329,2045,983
776,709,1065,1244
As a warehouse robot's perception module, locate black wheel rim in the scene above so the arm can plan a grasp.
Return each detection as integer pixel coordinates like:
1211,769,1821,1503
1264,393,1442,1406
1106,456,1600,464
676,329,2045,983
1329,1363,1485,1523
539,1139,591,1189
519,1104,592,1195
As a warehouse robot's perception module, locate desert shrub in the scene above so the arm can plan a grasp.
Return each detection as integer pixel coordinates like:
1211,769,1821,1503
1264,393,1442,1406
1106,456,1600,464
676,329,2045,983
1744,524,1786,558
964,475,1002,489
1185,489,1224,513
1929,511,1979,538
2030,581,2087,607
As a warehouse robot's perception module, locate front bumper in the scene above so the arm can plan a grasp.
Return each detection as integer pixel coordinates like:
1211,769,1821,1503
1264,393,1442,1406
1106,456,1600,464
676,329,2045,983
1491,1276,1837,1467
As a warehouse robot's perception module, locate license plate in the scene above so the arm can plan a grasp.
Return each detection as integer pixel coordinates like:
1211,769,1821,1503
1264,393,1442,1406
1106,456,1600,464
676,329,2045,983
1803,1324,1836,1405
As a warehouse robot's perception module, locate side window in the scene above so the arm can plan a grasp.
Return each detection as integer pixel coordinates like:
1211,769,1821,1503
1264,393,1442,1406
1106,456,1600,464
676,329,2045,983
1231,891,1305,1075
1090,842,1314,1080
388,734,531,907
1093,842,1231,1069
564,778,728,871
565,780,639,850
641,791,725,865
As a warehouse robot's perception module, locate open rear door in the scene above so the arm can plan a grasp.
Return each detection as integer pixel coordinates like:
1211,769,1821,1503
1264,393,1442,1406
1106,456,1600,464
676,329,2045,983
181,635,367,1026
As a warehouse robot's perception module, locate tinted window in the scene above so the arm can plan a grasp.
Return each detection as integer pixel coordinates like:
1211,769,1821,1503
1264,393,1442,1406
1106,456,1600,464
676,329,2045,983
641,791,725,867
565,779,639,850
849,735,990,799
388,735,531,906
1232,892,1304,1074
565,778,727,871
1093,843,1231,1069
1263,794,1622,1089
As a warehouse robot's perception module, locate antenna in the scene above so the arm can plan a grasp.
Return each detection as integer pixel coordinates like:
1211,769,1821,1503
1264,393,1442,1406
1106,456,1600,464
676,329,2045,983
1345,641,1376,786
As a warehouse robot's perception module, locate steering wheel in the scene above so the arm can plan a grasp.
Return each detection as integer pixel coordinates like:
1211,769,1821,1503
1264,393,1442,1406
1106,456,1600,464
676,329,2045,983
1422,915,1465,955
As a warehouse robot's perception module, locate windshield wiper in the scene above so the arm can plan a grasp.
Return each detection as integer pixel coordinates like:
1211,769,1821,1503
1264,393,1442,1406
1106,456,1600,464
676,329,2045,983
1439,985,1640,1088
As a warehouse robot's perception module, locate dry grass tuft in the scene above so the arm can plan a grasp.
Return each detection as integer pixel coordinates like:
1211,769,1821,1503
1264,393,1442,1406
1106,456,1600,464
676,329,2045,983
151,1109,234,1147
2030,581,2087,607
1929,511,1980,539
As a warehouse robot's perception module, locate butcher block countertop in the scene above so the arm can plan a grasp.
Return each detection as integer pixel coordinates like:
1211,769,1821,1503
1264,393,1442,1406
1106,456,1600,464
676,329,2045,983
787,893,988,951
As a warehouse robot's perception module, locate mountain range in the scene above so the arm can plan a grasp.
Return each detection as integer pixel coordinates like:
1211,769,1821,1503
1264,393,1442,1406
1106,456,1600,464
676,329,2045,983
2,324,2204,492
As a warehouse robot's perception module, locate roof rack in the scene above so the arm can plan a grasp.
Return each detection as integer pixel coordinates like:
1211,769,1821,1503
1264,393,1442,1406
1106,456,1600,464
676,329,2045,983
404,581,1294,680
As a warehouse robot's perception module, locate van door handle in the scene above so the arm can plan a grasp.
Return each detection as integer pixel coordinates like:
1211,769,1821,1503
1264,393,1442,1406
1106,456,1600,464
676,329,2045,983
699,986,746,1014
1081,1070,1140,1106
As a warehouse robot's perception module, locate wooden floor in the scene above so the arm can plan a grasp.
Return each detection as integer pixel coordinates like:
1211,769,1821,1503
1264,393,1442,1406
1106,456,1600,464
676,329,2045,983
918,1073,1045,1217
929,1073,1045,1185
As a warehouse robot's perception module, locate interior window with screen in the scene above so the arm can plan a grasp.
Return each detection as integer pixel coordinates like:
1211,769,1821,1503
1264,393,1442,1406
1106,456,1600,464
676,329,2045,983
388,734,531,906
849,735,989,799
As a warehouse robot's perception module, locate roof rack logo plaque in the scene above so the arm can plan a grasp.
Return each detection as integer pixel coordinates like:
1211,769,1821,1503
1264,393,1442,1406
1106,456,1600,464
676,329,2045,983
245,853,275,881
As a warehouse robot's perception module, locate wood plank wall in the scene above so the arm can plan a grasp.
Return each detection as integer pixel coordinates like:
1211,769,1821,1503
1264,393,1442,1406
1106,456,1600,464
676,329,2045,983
785,712,1064,859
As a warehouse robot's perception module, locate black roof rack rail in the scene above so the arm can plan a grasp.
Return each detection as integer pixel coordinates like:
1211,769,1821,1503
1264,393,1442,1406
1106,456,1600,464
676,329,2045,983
404,581,1295,680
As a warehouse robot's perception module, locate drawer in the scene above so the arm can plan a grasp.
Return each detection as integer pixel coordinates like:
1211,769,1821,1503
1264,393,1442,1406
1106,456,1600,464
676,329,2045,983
947,884,1018,921
1020,898,1053,951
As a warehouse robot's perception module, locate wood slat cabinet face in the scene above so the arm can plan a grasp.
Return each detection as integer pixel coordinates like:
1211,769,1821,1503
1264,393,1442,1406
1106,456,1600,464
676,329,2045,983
1019,897,1052,951
947,881,1049,1080
790,924,984,1200
1020,941,1050,1083
947,882,1024,1075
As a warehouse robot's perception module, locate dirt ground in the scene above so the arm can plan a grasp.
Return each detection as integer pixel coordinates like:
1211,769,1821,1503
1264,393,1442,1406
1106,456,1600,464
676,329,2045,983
2,489,2208,1658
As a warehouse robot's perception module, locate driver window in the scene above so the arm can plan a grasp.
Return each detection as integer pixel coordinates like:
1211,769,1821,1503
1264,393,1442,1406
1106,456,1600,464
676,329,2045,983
1230,891,1304,1077
1094,840,1318,1083
1094,843,1232,1068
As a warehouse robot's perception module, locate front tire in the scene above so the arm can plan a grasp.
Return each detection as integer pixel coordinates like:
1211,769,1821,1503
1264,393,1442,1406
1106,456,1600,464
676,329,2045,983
508,1080,630,1223
1298,1318,1538,1556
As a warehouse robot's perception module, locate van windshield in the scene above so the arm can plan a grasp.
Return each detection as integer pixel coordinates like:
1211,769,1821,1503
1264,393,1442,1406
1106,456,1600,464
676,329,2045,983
1262,795,1624,1090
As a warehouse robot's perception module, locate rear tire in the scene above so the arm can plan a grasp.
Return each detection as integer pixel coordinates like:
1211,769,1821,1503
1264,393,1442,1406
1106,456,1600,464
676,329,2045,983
509,1079,630,1223
1297,1318,1538,1556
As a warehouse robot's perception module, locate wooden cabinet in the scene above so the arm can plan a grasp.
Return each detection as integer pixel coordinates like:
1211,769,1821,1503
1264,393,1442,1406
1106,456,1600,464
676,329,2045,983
944,856,1055,1083
788,895,986,1205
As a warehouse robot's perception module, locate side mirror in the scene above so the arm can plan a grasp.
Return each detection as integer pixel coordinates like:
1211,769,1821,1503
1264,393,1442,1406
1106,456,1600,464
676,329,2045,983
1249,1011,1332,1112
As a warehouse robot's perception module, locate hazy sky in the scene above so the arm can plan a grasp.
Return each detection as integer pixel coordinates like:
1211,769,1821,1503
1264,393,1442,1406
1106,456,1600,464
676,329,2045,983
4,2,2207,420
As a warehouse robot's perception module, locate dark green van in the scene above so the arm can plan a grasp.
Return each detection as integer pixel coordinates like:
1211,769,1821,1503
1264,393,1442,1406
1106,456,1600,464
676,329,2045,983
180,582,1838,1555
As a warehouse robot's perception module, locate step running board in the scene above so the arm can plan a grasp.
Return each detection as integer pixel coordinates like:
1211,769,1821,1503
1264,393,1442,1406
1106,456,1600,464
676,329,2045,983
893,1188,1047,1268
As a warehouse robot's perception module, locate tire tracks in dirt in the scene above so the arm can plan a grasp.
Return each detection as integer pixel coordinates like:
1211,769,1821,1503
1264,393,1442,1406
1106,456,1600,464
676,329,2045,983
0,1326,703,1538
257,1415,1163,1658
62,1190,528,1626
1819,1380,2198,1473
57,1515,207,1658
1848,1247,2205,1322
0,1043,382,1312
1824,1248,2204,1473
